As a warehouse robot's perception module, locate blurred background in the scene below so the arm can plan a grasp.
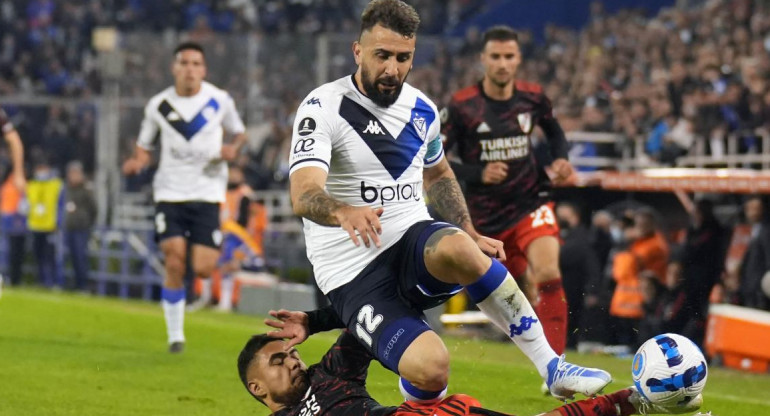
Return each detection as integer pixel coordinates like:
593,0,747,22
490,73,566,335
1,0,770,369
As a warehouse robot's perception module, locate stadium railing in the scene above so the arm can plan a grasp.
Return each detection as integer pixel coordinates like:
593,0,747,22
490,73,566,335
676,128,770,169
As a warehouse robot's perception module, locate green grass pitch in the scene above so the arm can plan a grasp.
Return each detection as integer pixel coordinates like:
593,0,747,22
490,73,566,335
1,288,768,415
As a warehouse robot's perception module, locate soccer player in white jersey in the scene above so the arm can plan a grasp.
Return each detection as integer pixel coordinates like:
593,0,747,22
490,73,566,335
123,42,246,353
288,0,611,406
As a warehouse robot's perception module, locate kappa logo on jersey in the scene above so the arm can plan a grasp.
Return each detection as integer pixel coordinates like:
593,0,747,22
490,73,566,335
298,117,316,136
158,98,219,141
340,96,435,180
517,112,533,134
362,120,385,135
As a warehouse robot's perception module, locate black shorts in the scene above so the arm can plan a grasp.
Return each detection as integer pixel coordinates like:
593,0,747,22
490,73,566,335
154,201,221,248
327,220,463,373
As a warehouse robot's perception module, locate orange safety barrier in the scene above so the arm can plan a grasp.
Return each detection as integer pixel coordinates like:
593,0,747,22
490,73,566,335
705,304,770,373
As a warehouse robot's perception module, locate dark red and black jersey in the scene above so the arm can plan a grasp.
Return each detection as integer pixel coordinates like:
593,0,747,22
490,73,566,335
442,80,568,234
273,331,396,416
0,108,14,134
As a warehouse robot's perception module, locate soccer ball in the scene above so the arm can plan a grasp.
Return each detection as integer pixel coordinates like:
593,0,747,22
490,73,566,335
631,333,708,407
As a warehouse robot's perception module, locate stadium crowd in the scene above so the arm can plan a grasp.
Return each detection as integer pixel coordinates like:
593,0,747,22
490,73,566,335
1,0,770,347
1,0,769,179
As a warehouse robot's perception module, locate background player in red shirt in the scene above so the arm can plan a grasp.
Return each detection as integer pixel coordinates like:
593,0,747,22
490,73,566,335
442,26,574,356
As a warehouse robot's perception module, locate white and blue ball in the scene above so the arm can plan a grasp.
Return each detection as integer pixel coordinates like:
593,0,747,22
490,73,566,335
632,333,708,407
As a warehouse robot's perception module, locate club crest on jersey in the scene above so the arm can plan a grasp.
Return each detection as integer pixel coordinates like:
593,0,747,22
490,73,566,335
517,112,533,134
412,113,427,140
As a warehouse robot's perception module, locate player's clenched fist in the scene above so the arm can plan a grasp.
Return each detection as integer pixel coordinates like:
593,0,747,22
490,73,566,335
482,161,509,185
122,158,144,175
334,205,384,248
549,158,575,185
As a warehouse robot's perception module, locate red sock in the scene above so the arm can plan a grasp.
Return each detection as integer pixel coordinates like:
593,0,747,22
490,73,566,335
535,279,568,355
555,389,634,416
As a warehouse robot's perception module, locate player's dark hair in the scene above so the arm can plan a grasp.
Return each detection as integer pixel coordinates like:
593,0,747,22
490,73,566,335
173,41,205,58
482,25,519,50
360,0,420,39
237,334,280,403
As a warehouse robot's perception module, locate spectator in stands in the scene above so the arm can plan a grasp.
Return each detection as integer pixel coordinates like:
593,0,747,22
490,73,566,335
667,61,697,119
638,251,694,348
694,65,728,159
663,115,695,163
609,249,643,349
556,201,602,349
609,208,668,348
64,160,96,292
27,159,64,289
645,95,674,163
739,196,770,310
678,196,726,337
627,208,670,285
589,210,613,276
571,209,614,348
637,268,668,347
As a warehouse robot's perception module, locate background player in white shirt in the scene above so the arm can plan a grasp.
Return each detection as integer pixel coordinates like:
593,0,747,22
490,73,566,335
123,42,246,353
288,0,610,406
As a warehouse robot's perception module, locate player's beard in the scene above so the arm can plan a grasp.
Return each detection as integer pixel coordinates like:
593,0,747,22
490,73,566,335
489,72,513,89
361,65,407,107
273,371,310,407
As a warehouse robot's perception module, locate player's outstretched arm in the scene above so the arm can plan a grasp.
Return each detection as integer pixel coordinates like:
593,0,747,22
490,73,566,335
290,167,383,248
265,309,310,349
3,129,25,191
265,305,345,350
423,158,504,260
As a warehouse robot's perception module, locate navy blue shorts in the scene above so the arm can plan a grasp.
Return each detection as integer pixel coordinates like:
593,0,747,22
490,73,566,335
154,202,221,248
327,220,463,373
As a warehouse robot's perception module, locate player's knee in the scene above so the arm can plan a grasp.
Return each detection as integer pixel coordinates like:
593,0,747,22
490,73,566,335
405,350,450,391
399,332,450,391
427,232,489,276
531,264,561,283
164,254,186,279
193,262,216,279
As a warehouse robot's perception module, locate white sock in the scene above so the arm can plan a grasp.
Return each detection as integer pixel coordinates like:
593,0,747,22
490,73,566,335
218,275,234,310
466,260,557,380
199,278,212,303
162,298,186,344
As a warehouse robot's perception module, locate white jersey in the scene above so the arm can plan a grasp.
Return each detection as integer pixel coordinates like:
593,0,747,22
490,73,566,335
289,75,445,293
137,81,245,203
